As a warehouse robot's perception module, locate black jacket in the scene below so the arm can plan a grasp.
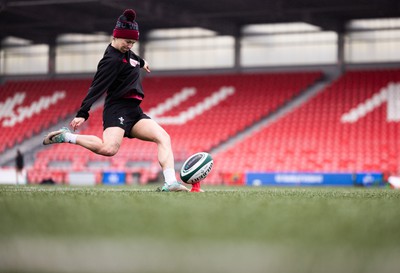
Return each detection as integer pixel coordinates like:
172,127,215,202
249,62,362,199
76,44,145,120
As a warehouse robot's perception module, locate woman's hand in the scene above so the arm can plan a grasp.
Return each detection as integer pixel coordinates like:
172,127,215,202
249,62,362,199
143,60,151,73
70,117,85,132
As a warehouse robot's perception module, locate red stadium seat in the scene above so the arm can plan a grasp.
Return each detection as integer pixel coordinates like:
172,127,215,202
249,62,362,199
26,72,322,183
211,69,400,184
0,79,92,153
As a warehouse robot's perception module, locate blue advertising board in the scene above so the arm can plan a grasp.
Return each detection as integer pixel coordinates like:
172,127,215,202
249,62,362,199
246,172,355,187
354,172,384,187
102,171,126,185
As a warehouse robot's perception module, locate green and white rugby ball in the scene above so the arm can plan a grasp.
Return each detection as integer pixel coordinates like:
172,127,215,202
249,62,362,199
180,152,213,184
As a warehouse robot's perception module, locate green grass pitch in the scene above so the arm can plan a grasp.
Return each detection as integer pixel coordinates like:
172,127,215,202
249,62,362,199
1,184,400,273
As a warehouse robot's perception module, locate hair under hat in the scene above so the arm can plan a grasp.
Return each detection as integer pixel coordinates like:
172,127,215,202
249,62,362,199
113,9,139,40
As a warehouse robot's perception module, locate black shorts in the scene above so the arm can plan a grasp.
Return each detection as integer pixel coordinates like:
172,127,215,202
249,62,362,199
103,98,150,138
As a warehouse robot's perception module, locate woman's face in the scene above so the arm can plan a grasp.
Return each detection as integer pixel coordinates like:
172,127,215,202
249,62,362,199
112,38,136,53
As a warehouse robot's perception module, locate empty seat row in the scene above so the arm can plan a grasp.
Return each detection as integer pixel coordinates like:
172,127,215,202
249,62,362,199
209,69,400,184
29,71,322,182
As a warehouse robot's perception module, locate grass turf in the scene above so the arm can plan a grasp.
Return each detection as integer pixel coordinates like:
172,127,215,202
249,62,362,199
1,185,400,273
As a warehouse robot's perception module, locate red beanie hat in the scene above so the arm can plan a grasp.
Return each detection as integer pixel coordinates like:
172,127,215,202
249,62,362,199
113,9,139,40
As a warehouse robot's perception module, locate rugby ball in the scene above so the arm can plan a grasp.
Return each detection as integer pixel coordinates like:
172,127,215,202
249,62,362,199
180,152,213,184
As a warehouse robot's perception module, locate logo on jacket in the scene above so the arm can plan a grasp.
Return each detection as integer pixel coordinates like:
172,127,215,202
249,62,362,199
130,58,139,67
119,117,124,125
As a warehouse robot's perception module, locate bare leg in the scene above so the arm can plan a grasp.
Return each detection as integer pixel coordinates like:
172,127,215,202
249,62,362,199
75,127,125,157
130,119,175,170
131,119,188,192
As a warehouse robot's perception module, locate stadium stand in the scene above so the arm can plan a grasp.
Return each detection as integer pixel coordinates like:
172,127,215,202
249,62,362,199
209,69,400,185
24,71,322,183
0,79,91,153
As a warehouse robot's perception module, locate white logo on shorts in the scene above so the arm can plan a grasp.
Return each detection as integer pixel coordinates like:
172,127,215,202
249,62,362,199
119,117,124,125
